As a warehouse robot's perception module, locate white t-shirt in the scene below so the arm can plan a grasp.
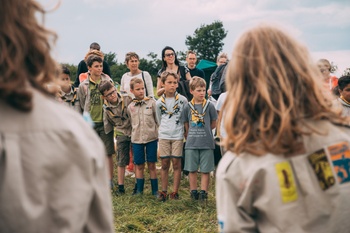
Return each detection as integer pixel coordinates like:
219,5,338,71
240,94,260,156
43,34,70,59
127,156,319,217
120,71,154,98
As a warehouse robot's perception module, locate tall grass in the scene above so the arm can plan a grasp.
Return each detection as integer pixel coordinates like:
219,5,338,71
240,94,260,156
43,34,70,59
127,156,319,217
112,163,218,233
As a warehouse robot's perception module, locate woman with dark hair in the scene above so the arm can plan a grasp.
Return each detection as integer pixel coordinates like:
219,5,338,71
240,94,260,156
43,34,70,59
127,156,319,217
0,1,114,232
156,46,191,99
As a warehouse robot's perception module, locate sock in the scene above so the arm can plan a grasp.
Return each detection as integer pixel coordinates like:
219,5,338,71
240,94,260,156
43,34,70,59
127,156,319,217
118,184,125,191
150,179,158,196
136,178,144,194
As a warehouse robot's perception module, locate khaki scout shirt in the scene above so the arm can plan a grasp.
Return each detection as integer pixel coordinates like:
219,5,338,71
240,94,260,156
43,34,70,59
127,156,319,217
127,98,158,144
0,89,114,233
60,86,82,114
216,120,350,233
103,92,132,136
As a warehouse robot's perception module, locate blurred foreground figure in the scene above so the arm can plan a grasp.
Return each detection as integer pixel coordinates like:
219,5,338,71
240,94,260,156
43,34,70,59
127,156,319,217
0,1,114,232
216,25,350,233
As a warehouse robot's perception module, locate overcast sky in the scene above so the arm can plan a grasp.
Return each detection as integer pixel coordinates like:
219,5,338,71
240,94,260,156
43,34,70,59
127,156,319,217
39,0,350,76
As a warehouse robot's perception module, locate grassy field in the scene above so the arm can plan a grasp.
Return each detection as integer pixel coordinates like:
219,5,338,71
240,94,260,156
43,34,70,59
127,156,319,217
111,163,218,233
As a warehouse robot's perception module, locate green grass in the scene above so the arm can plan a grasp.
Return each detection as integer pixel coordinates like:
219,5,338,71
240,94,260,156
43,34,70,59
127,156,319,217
112,163,217,233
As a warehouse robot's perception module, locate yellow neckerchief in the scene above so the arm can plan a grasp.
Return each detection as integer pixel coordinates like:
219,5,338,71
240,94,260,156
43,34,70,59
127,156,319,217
340,95,350,105
103,93,127,120
160,92,180,118
60,86,78,105
133,97,150,106
188,98,209,125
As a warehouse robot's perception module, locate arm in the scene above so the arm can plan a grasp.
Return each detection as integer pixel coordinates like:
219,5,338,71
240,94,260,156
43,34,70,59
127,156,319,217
120,75,125,93
185,71,191,81
77,83,86,113
216,154,258,232
156,77,165,96
184,122,189,139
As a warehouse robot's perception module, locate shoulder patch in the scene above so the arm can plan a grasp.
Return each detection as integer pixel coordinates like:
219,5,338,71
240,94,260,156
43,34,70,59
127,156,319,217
275,161,298,203
308,149,336,190
327,141,350,184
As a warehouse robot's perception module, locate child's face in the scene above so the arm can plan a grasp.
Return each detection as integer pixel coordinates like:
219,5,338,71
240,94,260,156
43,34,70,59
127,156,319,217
88,61,103,77
131,82,145,100
190,86,206,102
340,83,350,103
163,75,178,95
58,73,71,90
103,87,118,104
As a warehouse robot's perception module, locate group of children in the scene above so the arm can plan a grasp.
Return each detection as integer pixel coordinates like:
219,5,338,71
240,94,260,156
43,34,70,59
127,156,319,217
57,57,218,202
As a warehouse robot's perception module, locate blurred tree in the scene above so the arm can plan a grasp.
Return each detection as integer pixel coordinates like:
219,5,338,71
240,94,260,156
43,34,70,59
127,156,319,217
104,52,118,66
60,63,77,83
185,21,227,62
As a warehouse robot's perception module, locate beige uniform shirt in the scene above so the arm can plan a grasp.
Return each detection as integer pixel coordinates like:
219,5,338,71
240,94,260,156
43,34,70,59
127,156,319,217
60,86,82,114
103,93,132,136
0,89,114,233
216,120,350,233
127,98,158,144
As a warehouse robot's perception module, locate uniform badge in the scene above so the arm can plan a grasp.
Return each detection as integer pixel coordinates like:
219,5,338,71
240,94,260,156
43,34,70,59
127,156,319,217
275,161,298,203
308,149,335,190
327,141,350,184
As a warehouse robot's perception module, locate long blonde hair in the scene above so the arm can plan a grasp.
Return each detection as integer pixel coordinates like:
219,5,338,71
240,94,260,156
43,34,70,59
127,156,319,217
0,0,58,111
223,25,346,156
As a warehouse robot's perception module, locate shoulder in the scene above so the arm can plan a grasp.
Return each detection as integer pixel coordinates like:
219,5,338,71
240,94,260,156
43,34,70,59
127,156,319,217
142,71,151,77
178,94,188,103
157,68,165,77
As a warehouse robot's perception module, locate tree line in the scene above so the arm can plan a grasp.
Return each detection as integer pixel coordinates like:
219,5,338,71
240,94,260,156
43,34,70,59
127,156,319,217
62,21,227,86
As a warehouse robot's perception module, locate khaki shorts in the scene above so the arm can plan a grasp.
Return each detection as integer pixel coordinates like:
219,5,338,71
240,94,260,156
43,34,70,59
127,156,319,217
116,135,131,167
158,139,184,158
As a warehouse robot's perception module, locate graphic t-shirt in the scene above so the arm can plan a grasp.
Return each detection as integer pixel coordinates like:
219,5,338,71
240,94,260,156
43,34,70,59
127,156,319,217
89,78,103,123
181,101,217,149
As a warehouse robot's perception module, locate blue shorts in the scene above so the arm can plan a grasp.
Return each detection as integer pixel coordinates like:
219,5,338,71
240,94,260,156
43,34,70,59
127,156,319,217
132,139,158,165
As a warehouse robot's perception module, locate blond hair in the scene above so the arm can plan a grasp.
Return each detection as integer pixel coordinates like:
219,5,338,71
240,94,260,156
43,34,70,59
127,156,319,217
0,0,59,112
189,76,206,91
160,71,179,83
223,25,346,156
129,77,144,90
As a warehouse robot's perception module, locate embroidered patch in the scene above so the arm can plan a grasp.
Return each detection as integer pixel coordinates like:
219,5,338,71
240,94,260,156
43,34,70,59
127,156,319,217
275,161,298,203
327,142,350,184
308,149,335,190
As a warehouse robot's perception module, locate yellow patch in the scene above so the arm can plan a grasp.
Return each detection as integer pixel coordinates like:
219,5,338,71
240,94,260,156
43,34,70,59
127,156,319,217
275,161,298,203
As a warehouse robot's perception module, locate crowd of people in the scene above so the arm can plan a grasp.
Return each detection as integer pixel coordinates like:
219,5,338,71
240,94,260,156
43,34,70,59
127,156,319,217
1,0,350,232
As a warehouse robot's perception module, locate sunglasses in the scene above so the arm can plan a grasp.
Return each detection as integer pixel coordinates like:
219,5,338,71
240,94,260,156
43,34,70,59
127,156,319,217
165,53,175,57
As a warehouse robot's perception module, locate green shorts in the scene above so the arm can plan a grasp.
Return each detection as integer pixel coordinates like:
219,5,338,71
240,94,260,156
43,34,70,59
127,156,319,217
184,149,215,173
116,135,131,167
93,123,115,156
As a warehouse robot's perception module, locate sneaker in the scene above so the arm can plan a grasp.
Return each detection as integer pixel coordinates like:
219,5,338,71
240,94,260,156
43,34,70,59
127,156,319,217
199,190,208,203
168,192,179,200
190,190,199,200
157,191,168,202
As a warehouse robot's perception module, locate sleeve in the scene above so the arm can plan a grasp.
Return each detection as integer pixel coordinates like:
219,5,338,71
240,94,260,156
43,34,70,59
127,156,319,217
216,154,258,233
155,101,162,125
103,61,111,78
180,105,189,123
216,94,225,111
120,74,125,93
77,83,86,112
144,72,154,97
209,103,218,121
152,100,159,126
200,69,205,79
84,155,114,233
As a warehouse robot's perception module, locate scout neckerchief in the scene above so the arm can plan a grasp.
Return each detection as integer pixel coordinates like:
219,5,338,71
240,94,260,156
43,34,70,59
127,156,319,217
133,97,150,106
188,98,210,125
160,92,180,118
103,93,128,121
60,86,78,106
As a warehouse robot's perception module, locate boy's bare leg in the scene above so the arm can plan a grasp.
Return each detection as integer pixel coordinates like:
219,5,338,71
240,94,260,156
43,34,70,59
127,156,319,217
189,171,198,191
172,158,181,192
201,172,210,191
161,158,170,191
135,164,145,179
107,156,113,180
147,162,157,179
118,166,125,185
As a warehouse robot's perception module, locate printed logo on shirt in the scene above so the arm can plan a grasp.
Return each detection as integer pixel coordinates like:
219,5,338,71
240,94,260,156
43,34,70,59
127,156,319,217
275,161,298,203
327,141,350,184
308,149,336,190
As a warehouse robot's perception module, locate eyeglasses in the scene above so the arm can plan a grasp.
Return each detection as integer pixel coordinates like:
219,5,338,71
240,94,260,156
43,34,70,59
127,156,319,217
165,53,174,57
105,89,117,98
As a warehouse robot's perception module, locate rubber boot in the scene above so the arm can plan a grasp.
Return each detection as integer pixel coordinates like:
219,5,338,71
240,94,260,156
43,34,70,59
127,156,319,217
150,179,158,196
136,178,144,194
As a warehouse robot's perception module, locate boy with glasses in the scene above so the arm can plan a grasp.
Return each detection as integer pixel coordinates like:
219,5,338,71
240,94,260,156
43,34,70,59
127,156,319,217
99,80,133,195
